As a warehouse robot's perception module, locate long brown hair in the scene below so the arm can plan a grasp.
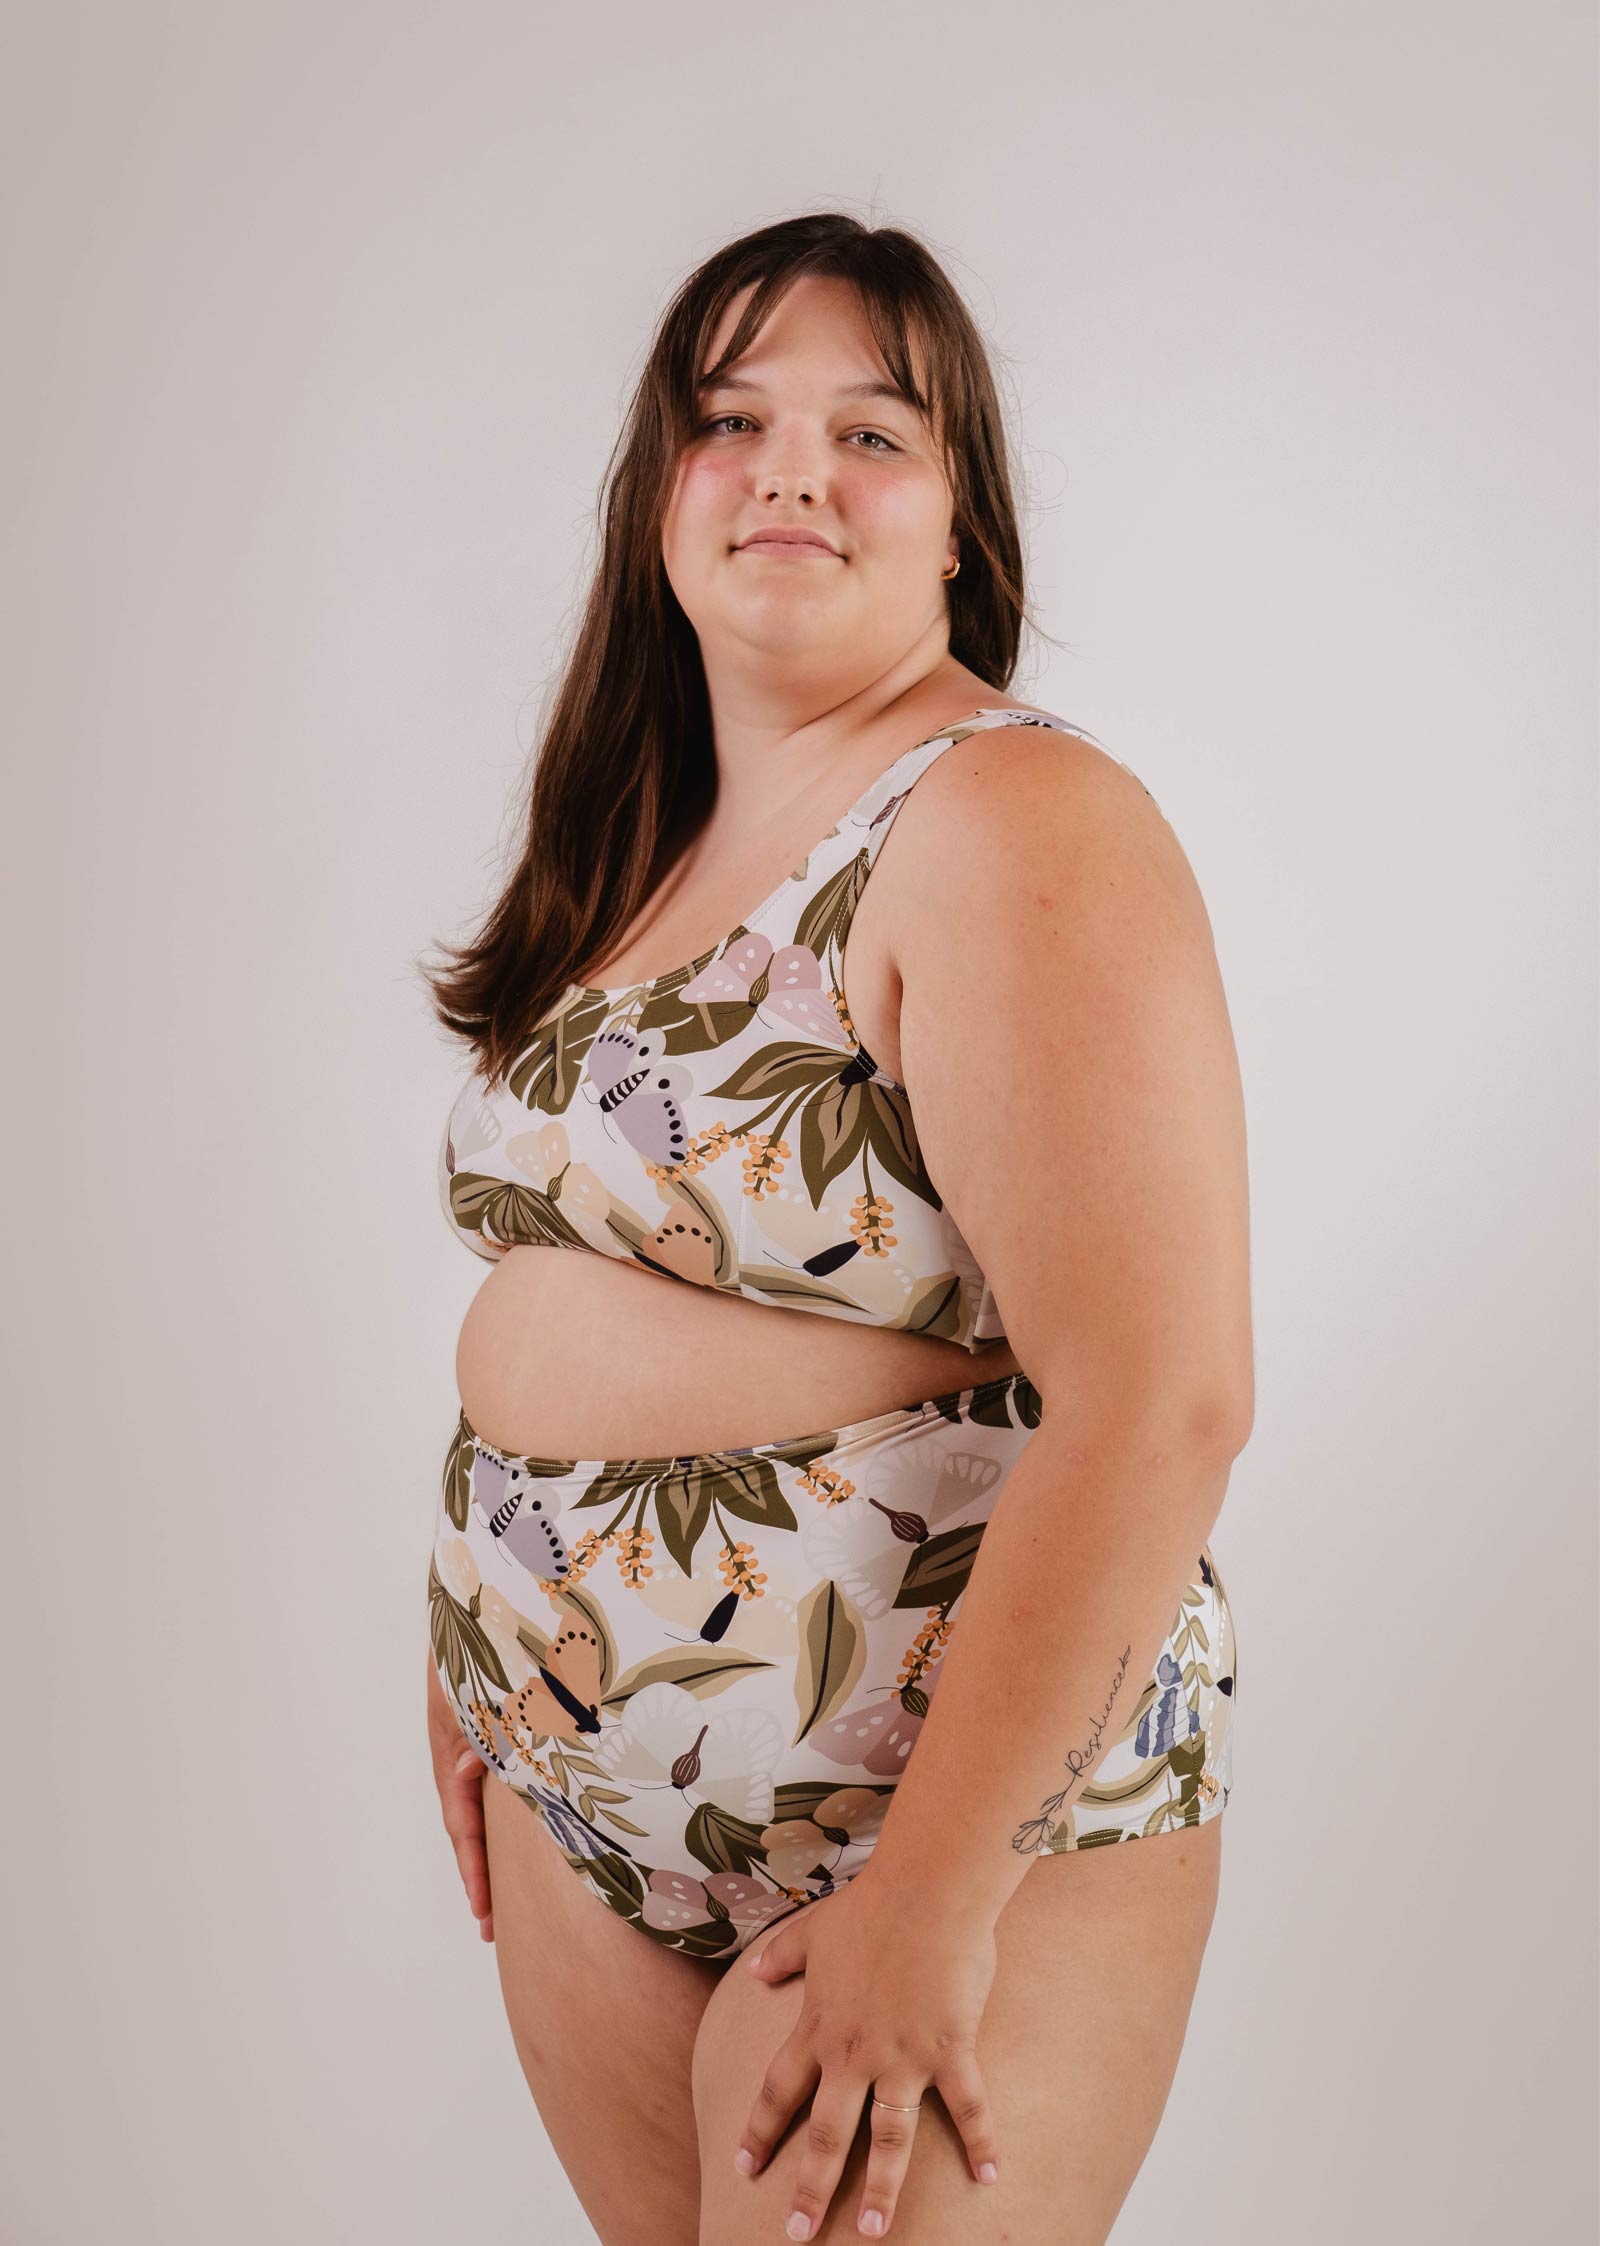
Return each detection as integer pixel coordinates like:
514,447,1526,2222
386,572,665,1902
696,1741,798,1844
419,210,1050,1091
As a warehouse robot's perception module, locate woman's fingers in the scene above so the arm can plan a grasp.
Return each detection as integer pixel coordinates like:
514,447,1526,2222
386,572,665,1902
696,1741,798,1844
787,2060,1000,2240
854,2081,928,2239
443,1762,496,1941
444,1755,494,1928
780,2075,879,2243
934,2050,1001,2189
734,2032,821,2180
426,1657,495,1940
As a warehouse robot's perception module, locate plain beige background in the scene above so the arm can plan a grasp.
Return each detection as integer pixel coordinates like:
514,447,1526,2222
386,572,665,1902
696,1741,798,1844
3,4,1595,2241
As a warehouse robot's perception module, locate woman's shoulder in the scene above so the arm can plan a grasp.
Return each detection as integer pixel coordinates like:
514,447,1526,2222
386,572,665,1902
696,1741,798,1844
926,703,1166,823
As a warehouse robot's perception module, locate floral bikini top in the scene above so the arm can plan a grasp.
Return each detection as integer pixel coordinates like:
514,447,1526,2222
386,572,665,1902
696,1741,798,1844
439,704,1138,1354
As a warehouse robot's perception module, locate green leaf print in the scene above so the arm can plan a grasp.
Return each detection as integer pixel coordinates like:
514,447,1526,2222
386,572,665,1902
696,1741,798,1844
793,849,864,958
704,1040,847,1105
428,1558,512,1697
607,1645,777,1705
800,1072,927,1204
895,1519,987,1608
1166,1733,1207,1786
736,1259,871,1317
701,1039,938,1211
748,1263,962,1341
446,1168,589,1252
638,981,762,1055
685,1801,769,1879
925,1374,1038,1428
792,1578,868,1744
565,1451,804,1577
441,1415,475,1531
967,1378,1040,1432
508,990,612,1114
897,1272,969,1345
773,1779,875,1821
1081,1762,1165,1812
571,1849,649,1920
699,1451,801,1533
649,1473,714,1575
1012,1377,1044,1428
566,1461,670,1510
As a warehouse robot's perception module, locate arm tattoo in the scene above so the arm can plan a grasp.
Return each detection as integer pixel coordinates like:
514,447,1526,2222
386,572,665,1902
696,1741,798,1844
1010,1644,1134,1854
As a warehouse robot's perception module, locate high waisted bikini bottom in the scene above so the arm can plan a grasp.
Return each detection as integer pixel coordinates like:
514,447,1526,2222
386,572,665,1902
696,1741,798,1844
427,1369,1237,1962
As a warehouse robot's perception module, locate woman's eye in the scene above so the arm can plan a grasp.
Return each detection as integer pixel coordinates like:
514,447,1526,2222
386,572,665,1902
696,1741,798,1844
699,415,897,453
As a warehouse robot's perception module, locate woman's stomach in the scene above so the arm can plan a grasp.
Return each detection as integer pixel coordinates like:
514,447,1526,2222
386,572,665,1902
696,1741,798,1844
454,1244,1027,1459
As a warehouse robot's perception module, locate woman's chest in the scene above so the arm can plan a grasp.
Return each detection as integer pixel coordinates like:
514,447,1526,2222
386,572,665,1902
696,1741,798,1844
440,903,996,1353
446,933,921,1272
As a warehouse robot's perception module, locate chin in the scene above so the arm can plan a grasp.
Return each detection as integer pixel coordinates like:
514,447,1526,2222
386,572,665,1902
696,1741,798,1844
728,605,842,654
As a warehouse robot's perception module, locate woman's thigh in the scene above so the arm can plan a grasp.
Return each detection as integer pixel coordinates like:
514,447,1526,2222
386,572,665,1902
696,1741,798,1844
482,1771,721,2246
691,1816,1224,2245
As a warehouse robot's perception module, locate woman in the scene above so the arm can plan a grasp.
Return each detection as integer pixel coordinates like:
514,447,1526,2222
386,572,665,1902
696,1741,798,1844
421,212,1251,2245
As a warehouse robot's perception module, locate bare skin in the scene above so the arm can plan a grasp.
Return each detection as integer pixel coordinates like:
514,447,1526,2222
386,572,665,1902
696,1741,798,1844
430,270,1233,2241
695,1820,1223,2244
477,1764,718,2246
466,1723,1222,2246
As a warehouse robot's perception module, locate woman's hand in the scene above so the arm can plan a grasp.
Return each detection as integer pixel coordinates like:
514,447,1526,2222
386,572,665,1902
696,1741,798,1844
426,1653,495,1943
734,1873,1002,2239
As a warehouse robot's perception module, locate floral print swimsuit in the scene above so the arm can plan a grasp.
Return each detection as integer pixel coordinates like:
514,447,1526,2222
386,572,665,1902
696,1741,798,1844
429,706,1237,1958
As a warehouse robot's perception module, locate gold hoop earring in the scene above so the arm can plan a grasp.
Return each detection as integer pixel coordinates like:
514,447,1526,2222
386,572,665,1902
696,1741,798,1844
942,558,961,581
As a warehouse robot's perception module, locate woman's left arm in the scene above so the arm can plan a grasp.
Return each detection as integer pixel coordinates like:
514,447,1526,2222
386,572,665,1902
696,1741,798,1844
733,728,1255,2237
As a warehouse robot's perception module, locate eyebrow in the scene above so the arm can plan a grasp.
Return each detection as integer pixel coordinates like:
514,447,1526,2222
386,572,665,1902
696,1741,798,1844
697,373,919,409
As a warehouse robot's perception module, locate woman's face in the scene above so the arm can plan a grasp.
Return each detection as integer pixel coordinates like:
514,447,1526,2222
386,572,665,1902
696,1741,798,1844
661,274,958,683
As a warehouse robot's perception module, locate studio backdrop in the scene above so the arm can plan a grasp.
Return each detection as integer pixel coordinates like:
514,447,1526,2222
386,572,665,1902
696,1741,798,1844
2,5,1594,2242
